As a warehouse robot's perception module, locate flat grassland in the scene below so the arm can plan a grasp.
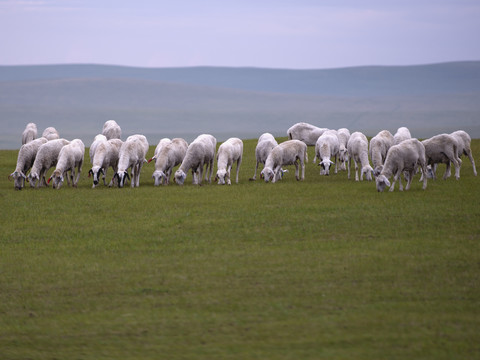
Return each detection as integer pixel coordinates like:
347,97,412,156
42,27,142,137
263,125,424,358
1,138,479,359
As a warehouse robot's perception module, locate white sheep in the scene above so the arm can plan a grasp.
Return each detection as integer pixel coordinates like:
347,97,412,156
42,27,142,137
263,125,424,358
48,139,85,189
422,134,462,180
369,130,394,177
89,138,123,188
174,134,217,185
315,130,339,175
102,120,122,140
28,138,70,188
450,130,477,176
215,137,243,185
115,134,149,188
148,138,172,163
287,122,328,146
22,123,37,145
336,128,350,171
250,133,279,181
9,137,48,190
376,138,428,192
260,140,308,183
393,127,411,145
152,138,188,186
347,132,374,181
89,134,108,163
42,127,60,141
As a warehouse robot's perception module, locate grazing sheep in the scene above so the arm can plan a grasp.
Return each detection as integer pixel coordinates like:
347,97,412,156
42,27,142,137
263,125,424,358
174,134,217,185
28,138,70,188
315,130,339,175
336,128,351,171
422,134,462,180
250,133,279,181
48,139,85,189
89,134,108,163
115,134,149,188
376,138,428,192
287,122,328,146
215,137,243,185
260,140,308,183
42,127,60,141
88,138,123,188
9,137,48,190
369,130,394,177
151,138,188,186
148,138,172,164
393,127,411,145
347,132,374,181
102,120,122,140
450,130,477,176
22,123,37,145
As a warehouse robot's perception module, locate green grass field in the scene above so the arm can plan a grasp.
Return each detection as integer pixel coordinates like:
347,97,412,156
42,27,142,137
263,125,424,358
1,138,479,359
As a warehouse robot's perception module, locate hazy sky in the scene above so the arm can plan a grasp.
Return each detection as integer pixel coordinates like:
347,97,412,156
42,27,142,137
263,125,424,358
1,0,479,69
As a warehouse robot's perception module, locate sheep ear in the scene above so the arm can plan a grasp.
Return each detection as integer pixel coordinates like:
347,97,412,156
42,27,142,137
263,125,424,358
88,169,93,177
125,172,130,180
384,178,391,187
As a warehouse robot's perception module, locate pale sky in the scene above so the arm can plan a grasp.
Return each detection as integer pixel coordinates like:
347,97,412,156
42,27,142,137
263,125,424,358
1,0,479,69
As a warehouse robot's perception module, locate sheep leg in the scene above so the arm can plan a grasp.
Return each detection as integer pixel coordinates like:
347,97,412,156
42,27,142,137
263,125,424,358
300,159,305,180
405,170,414,191
420,162,428,190
235,157,242,183
294,160,300,180
443,161,451,180
354,160,359,181
347,156,351,179
465,149,477,176
334,155,338,174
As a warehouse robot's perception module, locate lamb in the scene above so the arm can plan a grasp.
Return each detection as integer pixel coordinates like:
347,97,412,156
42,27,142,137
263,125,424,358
450,130,477,176
88,138,123,188
369,130,394,177
28,138,70,188
347,132,374,181
215,137,243,185
9,137,48,190
287,122,328,146
315,130,339,175
260,140,308,183
174,134,217,185
48,139,85,189
336,128,350,171
102,120,122,140
22,123,37,145
151,138,188,186
421,134,462,180
114,134,149,188
42,127,60,141
393,127,411,145
376,138,428,192
250,133,279,181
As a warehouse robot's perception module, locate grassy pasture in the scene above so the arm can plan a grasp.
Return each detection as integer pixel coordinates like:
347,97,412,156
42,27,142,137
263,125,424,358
0,137,479,359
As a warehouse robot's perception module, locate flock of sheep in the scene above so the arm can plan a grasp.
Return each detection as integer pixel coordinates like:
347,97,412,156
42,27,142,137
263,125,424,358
8,120,477,192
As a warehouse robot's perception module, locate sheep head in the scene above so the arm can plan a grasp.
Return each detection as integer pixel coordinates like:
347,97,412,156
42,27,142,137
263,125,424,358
376,174,391,192
319,159,334,175
152,170,166,186
174,170,187,185
260,168,274,183
10,171,26,190
215,169,228,185
115,171,130,188
362,165,374,181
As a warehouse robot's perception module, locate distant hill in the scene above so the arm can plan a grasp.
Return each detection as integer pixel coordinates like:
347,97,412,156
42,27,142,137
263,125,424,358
1,62,479,149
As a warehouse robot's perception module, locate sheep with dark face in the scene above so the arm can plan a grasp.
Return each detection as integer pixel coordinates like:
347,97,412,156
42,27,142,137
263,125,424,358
174,134,216,185
49,139,85,189
260,140,308,183
22,123,37,145
369,130,394,177
215,137,243,185
151,138,188,186
28,138,70,188
9,137,48,190
376,138,428,192
89,138,123,188
114,135,149,188
347,132,374,181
